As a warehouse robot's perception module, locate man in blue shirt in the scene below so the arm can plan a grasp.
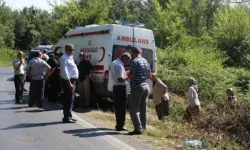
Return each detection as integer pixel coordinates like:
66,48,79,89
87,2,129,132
128,47,151,135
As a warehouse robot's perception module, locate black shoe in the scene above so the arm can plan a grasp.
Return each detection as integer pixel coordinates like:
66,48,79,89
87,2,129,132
128,130,143,135
23,88,28,92
37,105,43,108
116,127,128,131
16,100,23,104
63,119,76,123
70,118,77,122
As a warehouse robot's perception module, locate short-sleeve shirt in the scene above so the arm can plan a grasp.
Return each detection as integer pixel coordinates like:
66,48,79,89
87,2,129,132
111,59,127,86
130,56,150,89
77,60,94,82
60,54,79,80
26,57,51,80
13,57,25,75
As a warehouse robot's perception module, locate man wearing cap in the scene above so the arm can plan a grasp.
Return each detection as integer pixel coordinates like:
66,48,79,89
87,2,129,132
111,52,132,131
13,51,26,104
47,52,61,102
26,52,51,108
77,52,94,107
128,47,151,135
60,44,79,123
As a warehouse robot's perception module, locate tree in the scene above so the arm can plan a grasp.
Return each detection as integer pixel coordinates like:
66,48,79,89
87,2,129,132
213,6,250,68
0,5,14,48
52,0,113,38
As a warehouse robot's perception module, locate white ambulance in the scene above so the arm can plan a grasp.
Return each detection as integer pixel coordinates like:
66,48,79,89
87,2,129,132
56,24,157,99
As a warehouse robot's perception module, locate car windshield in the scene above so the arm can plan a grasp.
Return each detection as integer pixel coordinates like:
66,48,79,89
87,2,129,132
112,45,153,69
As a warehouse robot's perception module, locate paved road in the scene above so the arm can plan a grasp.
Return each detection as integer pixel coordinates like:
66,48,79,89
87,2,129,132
0,67,152,150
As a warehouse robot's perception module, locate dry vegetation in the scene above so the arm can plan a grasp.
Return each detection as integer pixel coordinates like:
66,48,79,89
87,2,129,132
76,93,250,149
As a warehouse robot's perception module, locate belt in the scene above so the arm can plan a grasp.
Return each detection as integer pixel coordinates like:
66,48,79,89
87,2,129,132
62,78,77,81
15,74,25,76
113,85,126,87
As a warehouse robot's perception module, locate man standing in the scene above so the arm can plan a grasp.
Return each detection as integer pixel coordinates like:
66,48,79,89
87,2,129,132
47,53,61,102
13,51,26,104
111,52,131,131
60,44,79,123
128,47,151,135
77,52,94,107
26,52,51,108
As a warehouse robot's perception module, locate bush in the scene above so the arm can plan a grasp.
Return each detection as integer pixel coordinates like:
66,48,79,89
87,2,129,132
0,48,16,66
157,44,250,104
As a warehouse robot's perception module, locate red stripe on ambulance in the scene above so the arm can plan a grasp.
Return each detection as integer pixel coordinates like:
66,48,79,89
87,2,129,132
67,30,109,38
94,65,104,71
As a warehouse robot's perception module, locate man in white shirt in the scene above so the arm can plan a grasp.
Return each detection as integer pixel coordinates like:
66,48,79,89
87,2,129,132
60,44,79,123
26,52,51,108
111,52,131,131
13,51,26,104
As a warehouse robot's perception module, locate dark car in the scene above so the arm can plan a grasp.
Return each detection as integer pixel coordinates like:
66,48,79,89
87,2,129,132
27,50,41,63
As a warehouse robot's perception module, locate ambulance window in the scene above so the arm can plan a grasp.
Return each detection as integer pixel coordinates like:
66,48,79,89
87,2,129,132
112,45,153,69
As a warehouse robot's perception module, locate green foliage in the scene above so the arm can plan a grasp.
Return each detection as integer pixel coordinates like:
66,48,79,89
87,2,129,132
52,0,113,37
0,6,14,48
213,6,250,68
157,43,250,103
0,48,16,66
147,0,187,48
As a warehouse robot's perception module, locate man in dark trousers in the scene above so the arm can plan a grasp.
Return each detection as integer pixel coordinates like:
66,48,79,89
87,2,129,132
77,52,94,107
111,52,132,131
13,51,26,104
26,52,51,108
60,44,79,123
47,53,61,102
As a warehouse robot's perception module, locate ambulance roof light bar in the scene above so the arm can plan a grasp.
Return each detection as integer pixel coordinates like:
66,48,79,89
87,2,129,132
115,20,145,28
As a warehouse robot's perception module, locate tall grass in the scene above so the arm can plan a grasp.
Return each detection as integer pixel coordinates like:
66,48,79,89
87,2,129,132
0,48,16,66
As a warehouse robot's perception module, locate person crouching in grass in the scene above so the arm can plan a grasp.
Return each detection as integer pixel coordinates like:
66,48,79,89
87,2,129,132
226,88,237,107
151,73,170,120
183,78,201,123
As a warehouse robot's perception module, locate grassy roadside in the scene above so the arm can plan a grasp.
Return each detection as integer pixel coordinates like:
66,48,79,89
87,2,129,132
0,48,16,66
77,94,242,150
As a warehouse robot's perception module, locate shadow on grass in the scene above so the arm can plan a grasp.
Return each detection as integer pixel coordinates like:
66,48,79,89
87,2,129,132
63,128,119,138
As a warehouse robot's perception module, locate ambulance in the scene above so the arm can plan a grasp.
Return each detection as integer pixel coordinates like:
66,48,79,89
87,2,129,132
56,23,157,99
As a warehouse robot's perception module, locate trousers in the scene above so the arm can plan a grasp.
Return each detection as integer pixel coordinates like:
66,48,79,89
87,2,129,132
14,75,25,102
48,78,61,102
29,79,45,107
129,84,150,131
61,79,76,120
79,76,90,107
113,85,127,129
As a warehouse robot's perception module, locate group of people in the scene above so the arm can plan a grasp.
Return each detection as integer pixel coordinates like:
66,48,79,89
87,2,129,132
13,44,236,135
12,44,93,124
110,47,172,135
